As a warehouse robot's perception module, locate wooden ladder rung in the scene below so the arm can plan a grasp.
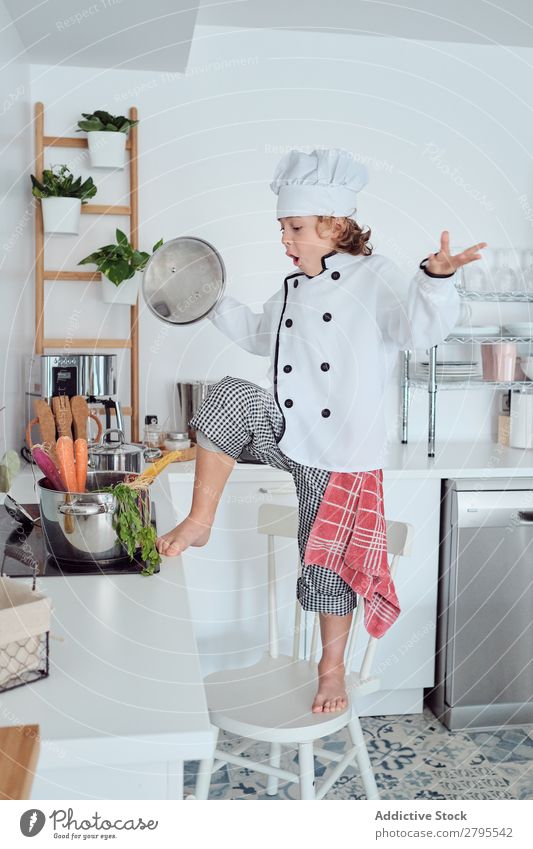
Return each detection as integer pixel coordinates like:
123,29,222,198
43,136,132,150
91,406,133,417
43,338,132,349
44,271,100,281
81,204,130,216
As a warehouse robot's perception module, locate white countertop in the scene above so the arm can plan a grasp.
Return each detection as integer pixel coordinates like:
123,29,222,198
161,440,533,481
0,560,215,772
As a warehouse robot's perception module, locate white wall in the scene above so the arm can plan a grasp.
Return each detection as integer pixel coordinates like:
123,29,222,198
26,25,533,450
0,0,33,454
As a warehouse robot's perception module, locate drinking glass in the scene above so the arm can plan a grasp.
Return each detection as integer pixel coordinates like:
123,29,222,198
493,248,518,295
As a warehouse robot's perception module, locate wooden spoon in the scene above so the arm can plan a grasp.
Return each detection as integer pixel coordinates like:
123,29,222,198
32,399,58,464
52,396,73,439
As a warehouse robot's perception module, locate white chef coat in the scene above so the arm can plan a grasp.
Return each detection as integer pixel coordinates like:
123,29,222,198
207,250,461,472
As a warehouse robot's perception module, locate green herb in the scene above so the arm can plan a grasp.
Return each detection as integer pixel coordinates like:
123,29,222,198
78,228,164,287
105,483,161,576
30,164,97,204
76,110,139,134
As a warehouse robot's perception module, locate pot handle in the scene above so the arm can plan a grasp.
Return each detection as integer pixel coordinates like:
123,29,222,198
58,501,110,516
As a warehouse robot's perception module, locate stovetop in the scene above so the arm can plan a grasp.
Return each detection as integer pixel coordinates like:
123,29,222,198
0,504,160,578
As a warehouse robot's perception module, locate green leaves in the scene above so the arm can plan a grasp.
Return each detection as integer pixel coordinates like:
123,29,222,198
30,164,97,203
78,228,164,287
108,483,161,576
76,110,139,134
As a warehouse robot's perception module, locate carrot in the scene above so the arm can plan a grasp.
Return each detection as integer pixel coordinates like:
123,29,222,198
56,435,78,492
75,438,88,493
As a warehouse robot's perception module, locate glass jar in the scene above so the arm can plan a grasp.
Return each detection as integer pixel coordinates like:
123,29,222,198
164,430,191,451
143,424,163,449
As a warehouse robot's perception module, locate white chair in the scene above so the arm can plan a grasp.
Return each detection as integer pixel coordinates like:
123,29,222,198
195,503,414,800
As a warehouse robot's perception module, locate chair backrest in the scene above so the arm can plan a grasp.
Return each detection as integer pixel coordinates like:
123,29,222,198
257,502,414,680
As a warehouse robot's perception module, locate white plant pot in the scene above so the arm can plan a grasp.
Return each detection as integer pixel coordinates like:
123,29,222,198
41,197,81,234
101,271,141,305
87,131,127,169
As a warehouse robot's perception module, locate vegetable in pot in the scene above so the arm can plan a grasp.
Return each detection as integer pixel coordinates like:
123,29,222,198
31,445,67,491
56,436,78,492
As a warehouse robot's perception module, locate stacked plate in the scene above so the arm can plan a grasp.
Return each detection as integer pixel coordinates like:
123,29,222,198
449,324,500,336
416,360,480,380
502,322,533,336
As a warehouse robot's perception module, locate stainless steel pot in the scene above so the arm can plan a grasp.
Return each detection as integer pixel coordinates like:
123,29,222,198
88,428,145,474
176,380,220,435
37,470,149,566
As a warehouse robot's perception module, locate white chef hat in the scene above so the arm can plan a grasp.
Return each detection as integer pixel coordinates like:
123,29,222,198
270,147,369,218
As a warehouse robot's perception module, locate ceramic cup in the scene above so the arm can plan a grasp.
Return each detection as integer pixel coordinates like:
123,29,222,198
482,342,517,381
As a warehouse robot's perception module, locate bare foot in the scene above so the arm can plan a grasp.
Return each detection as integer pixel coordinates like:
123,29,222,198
311,659,348,714
156,515,212,557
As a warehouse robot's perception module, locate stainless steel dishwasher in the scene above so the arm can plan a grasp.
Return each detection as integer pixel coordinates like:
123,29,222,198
426,476,533,731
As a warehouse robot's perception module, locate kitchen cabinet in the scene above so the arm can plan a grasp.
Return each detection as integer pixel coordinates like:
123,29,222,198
152,463,443,717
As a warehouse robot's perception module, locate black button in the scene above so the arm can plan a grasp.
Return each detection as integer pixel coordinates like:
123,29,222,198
331,271,341,280
322,312,332,322
285,318,293,327
283,365,292,373
321,408,331,417
293,280,299,288
320,362,330,372
284,399,293,408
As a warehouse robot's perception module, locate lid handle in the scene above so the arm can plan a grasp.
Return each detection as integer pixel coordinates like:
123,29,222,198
100,428,125,447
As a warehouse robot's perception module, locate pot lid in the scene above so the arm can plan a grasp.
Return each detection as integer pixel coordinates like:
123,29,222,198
89,428,143,456
141,236,226,325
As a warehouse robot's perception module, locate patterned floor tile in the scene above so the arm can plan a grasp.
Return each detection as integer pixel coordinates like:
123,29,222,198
186,715,533,800
464,728,533,764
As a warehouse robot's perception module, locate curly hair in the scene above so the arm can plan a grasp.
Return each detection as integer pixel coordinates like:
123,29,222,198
316,215,373,257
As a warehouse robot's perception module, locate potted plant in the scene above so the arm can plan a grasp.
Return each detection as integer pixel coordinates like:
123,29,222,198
78,228,163,305
76,110,139,169
30,164,97,234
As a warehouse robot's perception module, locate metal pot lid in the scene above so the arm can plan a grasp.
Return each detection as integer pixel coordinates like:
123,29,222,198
89,428,144,456
141,236,226,325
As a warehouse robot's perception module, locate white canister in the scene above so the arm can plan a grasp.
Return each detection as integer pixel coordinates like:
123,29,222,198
509,390,533,449
164,431,191,451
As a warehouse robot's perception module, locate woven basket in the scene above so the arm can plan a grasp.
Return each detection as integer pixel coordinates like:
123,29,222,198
0,578,51,691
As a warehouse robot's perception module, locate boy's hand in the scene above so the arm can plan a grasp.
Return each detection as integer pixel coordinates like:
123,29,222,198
427,230,488,276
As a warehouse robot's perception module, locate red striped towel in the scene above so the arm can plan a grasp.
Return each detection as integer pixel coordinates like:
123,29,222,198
303,468,400,638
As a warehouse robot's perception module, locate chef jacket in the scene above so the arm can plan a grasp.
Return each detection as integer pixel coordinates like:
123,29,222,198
207,250,461,472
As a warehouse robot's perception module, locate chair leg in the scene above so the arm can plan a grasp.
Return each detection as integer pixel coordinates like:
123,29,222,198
266,742,281,796
348,715,380,800
195,729,219,801
298,742,316,800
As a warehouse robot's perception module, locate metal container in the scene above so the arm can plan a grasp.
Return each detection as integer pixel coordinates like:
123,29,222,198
88,429,144,474
37,470,148,566
176,380,220,435
36,354,117,398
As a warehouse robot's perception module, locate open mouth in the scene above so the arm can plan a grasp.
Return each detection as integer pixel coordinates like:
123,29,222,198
287,253,300,266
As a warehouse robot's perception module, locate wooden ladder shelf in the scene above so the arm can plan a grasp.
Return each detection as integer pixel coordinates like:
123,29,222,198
33,101,140,441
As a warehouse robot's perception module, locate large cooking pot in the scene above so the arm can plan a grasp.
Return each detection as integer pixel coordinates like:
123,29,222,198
37,470,149,566
176,380,220,435
87,428,145,474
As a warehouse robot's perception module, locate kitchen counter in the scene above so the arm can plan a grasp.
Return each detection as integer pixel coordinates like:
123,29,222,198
0,478,216,800
155,439,533,481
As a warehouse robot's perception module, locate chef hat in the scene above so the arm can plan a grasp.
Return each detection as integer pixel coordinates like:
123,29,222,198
270,147,369,218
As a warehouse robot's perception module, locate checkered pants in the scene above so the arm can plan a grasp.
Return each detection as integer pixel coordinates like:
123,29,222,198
188,375,357,616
